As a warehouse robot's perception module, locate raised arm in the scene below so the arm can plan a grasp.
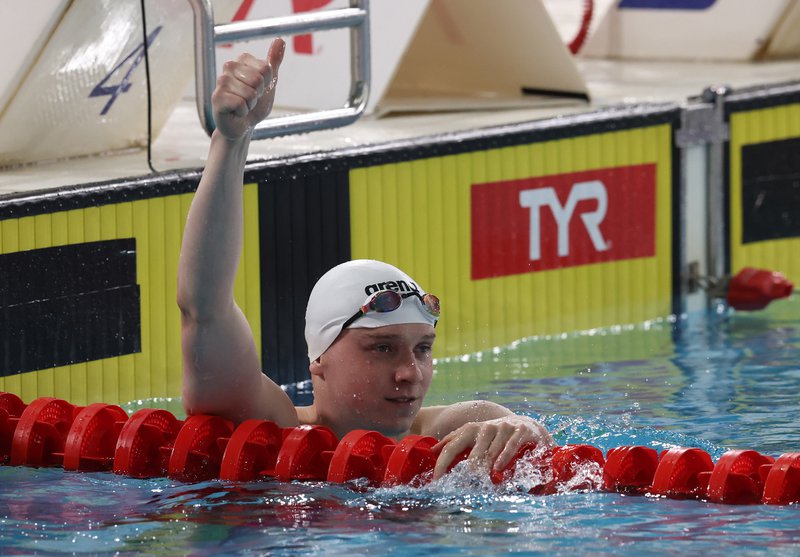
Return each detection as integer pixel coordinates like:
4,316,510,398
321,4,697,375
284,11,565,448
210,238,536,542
178,39,298,426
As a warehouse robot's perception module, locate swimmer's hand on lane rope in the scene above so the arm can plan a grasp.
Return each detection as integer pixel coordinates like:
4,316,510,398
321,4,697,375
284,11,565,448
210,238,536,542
430,415,556,480
212,38,286,141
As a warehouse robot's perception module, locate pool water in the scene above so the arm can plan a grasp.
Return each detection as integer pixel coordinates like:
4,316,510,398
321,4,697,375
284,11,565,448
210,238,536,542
1,301,799,556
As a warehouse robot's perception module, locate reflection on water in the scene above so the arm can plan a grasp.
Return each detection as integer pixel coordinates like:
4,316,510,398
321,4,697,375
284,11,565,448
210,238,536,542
432,301,800,456
2,463,800,556
1,302,799,555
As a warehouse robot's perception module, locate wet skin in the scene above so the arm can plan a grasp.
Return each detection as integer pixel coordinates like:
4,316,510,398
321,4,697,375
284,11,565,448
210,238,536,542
304,323,435,439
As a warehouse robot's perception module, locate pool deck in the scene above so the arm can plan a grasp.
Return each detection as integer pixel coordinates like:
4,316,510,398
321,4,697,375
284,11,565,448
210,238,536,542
1,56,800,196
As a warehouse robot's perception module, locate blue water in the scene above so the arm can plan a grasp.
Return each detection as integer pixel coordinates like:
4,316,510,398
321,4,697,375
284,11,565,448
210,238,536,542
1,303,799,555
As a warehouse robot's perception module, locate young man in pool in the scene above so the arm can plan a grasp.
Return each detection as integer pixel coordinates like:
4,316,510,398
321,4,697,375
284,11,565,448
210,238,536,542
177,38,553,479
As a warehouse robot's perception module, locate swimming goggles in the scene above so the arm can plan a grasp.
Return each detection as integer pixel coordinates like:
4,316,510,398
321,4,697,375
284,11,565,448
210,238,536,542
341,290,441,331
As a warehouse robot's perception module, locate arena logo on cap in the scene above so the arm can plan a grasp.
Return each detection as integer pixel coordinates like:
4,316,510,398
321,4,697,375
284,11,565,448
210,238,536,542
364,280,420,296
471,164,657,279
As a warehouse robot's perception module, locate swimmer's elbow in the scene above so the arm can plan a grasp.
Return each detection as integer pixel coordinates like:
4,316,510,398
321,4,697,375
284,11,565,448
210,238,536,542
176,285,229,324
176,277,195,318
181,374,300,428
180,382,248,424
176,278,204,321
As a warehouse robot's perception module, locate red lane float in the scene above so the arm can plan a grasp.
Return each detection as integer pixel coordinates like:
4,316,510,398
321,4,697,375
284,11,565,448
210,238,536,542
546,445,605,493
64,403,129,472
0,392,26,464
113,408,183,478
706,449,774,505
603,446,660,494
726,267,793,311
763,452,800,505
274,425,338,482
650,448,715,499
383,435,438,487
1,393,799,505
10,397,79,467
168,414,234,482
328,429,396,485
219,419,284,482
489,444,605,494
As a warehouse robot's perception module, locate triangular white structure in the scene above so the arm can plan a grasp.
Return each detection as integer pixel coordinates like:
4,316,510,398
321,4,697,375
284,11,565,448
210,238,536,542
232,0,589,116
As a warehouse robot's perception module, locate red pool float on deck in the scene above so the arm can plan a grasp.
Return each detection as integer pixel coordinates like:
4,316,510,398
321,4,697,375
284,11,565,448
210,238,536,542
63,403,129,472
10,397,79,467
706,449,774,505
650,448,715,499
0,392,26,464
113,408,183,478
274,425,338,482
219,419,284,482
328,429,397,485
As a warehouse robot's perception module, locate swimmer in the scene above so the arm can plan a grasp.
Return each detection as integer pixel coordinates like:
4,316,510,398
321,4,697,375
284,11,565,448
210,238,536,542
177,38,554,479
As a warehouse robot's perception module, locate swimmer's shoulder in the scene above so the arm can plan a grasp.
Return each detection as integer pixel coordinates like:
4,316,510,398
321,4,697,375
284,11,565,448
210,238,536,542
410,405,448,438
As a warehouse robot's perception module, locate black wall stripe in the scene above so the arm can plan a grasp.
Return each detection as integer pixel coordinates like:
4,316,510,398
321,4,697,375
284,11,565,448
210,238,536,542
723,82,800,114
740,136,800,244
0,239,141,376
259,170,351,386
723,135,732,276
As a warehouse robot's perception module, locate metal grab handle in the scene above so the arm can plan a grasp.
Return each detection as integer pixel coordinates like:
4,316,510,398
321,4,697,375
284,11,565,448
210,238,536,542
188,0,370,140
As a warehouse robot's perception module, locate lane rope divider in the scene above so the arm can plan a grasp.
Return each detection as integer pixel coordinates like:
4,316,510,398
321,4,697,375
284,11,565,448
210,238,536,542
1,392,798,505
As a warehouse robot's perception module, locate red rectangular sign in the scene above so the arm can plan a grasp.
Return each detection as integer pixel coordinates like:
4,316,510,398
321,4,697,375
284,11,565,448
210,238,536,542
471,164,657,279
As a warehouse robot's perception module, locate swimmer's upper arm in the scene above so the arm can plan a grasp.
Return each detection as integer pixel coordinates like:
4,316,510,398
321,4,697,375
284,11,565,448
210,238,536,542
180,302,299,427
415,401,513,439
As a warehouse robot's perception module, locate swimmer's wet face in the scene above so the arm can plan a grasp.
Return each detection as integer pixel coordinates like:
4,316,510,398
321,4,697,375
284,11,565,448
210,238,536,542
312,322,435,438
305,259,440,437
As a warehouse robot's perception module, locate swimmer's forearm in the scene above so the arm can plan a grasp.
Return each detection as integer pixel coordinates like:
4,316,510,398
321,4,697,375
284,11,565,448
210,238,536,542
419,401,512,439
178,130,251,318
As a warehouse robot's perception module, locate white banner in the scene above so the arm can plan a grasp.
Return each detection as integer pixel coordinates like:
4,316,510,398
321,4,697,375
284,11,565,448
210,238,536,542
582,0,792,61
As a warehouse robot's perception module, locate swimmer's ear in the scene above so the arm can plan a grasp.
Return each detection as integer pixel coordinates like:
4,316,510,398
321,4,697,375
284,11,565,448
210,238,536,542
309,356,325,378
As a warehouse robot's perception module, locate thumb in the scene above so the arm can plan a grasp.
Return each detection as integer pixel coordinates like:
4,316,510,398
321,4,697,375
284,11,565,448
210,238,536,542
267,38,286,82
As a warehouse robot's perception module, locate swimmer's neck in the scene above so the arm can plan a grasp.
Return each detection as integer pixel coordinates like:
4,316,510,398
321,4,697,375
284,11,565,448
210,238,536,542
294,404,421,441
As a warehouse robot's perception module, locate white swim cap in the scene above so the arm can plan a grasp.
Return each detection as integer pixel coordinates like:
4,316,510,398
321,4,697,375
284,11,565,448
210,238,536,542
305,259,438,362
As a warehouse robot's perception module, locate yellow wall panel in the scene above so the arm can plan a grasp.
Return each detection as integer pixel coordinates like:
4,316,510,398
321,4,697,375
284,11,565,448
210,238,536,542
350,126,674,359
729,103,800,283
0,184,261,406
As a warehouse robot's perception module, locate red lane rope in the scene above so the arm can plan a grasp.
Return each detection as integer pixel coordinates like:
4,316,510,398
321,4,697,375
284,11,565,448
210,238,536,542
1,393,798,505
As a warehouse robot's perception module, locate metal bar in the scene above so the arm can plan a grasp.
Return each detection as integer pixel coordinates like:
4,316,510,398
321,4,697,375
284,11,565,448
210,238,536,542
187,0,370,140
189,0,216,139
214,8,367,44
703,86,731,284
